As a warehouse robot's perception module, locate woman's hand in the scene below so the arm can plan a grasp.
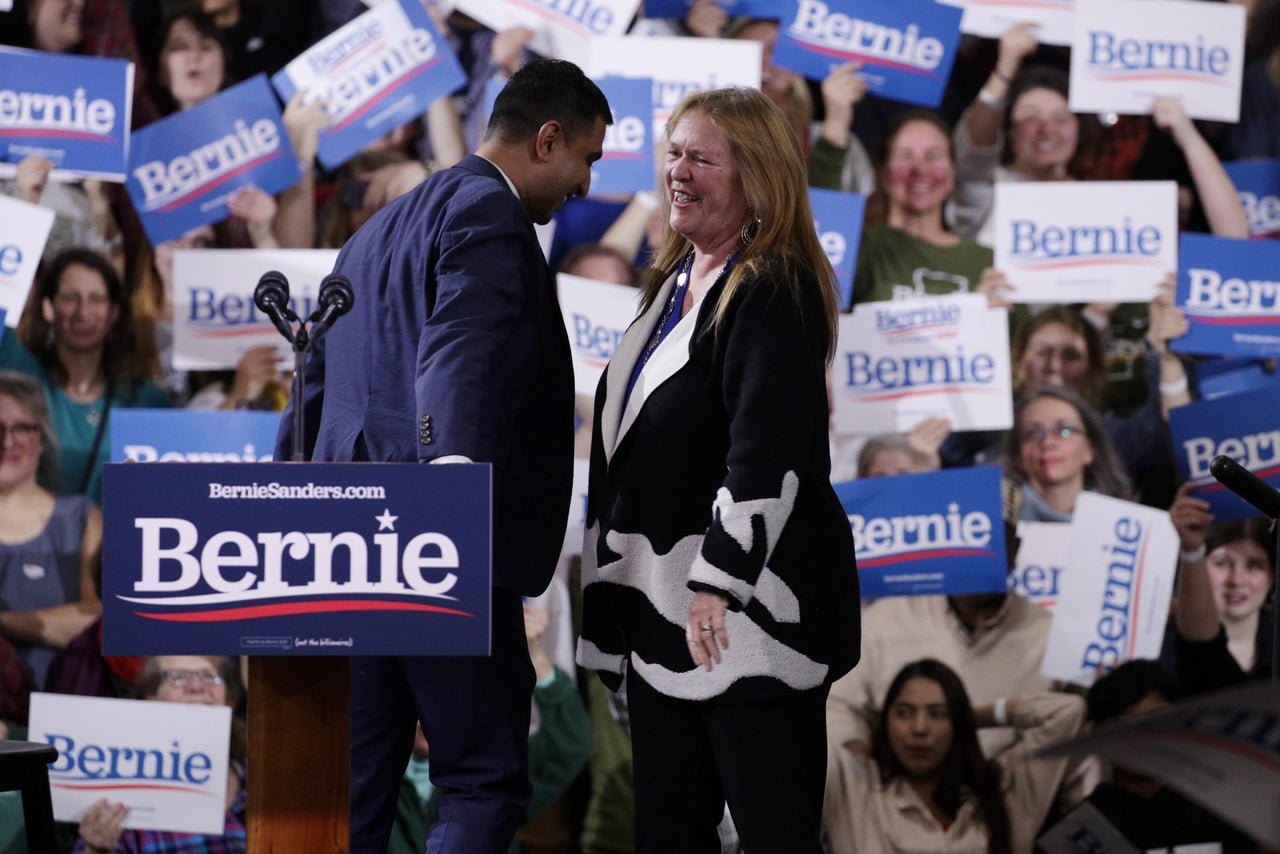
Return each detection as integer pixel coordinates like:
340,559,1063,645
995,22,1039,83
1151,96,1198,148
228,185,279,248
222,344,283,408
907,416,950,469
491,26,533,77
78,797,128,853
686,590,730,671
975,267,1015,310
282,90,330,168
1169,480,1213,552
1147,273,1189,356
819,62,867,147
15,155,53,204
361,161,429,212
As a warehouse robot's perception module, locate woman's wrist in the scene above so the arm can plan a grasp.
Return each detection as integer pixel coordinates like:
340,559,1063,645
1180,543,1207,564
1158,375,1188,396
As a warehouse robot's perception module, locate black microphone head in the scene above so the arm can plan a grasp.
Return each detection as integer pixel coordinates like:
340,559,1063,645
1209,454,1238,481
254,270,289,312
1210,454,1280,519
318,273,354,317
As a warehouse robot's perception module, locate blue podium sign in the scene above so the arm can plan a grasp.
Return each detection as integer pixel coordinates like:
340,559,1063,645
102,462,492,656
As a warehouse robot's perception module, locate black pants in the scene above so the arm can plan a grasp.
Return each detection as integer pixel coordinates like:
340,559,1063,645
348,589,534,854
626,667,829,854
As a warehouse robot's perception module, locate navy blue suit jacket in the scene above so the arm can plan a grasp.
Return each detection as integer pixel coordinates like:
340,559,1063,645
277,155,574,596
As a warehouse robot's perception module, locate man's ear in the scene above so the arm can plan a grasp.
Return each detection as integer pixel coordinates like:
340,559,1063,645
534,120,563,163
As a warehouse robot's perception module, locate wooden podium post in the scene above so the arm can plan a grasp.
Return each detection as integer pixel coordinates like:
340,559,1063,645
247,657,349,853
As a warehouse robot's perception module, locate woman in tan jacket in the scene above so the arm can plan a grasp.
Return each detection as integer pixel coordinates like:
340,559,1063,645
823,658,1084,854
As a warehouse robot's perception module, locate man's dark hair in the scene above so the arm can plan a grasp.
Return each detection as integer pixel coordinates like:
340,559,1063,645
485,59,612,144
1086,659,1182,724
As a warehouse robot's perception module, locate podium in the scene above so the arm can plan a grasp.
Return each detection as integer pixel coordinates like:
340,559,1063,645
247,658,348,852
101,462,494,851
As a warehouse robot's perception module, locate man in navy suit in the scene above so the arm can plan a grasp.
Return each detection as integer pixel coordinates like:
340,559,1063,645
276,60,611,853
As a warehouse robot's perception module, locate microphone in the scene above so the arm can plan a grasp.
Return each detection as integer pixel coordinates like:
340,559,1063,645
254,270,296,342
309,273,354,340
1209,454,1280,519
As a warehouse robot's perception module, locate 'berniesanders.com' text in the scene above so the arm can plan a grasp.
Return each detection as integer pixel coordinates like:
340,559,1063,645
208,482,387,500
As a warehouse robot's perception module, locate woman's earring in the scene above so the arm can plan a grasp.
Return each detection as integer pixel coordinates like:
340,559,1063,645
741,214,761,245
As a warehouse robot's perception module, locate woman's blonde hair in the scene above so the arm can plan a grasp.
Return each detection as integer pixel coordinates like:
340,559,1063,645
642,87,839,359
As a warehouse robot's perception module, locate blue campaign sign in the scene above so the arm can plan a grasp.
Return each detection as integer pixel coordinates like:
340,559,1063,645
809,187,865,309
1223,158,1280,239
833,466,1007,598
1170,386,1280,520
101,462,492,656
1193,355,1280,401
126,74,301,246
592,76,653,196
110,408,281,463
1171,232,1280,358
773,0,962,108
272,0,466,172
0,47,133,180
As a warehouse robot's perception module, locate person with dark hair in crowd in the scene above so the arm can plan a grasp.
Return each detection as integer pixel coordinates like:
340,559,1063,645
143,5,325,250
940,298,1192,507
277,58,611,854
851,109,1010,309
1041,659,1256,853
1166,481,1276,694
0,248,170,503
1002,385,1133,522
824,658,1083,854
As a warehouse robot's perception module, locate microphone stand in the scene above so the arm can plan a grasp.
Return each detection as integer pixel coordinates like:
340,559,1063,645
261,300,328,462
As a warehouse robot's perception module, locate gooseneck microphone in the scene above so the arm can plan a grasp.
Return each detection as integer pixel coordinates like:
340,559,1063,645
253,270,297,343
309,273,354,341
255,267,356,460
1209,454,1280,519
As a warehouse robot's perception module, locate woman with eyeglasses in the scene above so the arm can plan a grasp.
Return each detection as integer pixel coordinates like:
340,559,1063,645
0,248,171,503
0,370,101,695
1002,386,1133,522
937,299,1191,511
74,654,247,853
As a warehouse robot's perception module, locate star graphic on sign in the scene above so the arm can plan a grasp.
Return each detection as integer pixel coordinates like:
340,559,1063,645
375,509,398,531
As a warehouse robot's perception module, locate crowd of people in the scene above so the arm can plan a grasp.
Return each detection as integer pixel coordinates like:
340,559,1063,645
0,0,1276,852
